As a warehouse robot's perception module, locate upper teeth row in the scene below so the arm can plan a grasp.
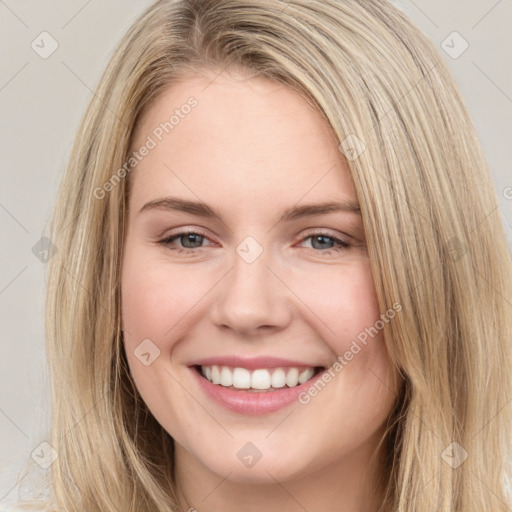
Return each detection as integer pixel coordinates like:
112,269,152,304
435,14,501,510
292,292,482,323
201,365,316,390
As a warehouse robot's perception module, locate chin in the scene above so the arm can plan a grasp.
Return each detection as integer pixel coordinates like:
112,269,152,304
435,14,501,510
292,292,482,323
198,444,312,484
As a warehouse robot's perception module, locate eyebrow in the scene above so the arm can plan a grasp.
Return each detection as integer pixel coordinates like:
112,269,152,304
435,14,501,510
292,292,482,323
138,196,361,223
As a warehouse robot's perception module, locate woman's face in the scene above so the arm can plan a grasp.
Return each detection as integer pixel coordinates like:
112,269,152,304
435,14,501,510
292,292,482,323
121,70,400,493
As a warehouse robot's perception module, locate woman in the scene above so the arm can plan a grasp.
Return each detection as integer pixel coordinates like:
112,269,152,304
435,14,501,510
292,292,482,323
11,0,512,510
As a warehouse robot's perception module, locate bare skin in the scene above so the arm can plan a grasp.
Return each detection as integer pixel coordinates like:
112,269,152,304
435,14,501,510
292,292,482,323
121,68,401,512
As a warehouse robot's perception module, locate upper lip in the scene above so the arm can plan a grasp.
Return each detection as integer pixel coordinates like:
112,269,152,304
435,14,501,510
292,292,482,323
187,356,326,370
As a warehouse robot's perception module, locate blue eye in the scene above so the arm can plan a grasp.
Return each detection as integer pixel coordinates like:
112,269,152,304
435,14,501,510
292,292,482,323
157,230,351,254
301,233,350,252
158,230,210,251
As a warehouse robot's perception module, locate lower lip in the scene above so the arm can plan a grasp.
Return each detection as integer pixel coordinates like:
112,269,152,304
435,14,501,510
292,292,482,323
189,366,324,415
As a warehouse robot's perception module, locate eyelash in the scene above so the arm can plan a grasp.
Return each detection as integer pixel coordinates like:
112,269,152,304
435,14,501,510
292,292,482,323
157,228,351,255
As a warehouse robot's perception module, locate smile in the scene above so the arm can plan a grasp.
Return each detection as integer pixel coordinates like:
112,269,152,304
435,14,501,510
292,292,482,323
189,360,328,415
198,364,322,391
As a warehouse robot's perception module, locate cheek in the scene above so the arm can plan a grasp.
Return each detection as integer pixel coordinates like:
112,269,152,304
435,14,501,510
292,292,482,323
121,246,212,341
296,260,381,349
120,247,204,422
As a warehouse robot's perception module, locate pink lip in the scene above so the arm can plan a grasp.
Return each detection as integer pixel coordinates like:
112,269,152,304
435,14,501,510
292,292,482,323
187,355,321,370
189,365,326,416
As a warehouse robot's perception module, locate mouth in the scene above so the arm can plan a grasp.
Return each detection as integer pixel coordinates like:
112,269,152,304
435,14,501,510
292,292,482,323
187,356,330,415
192,364,325,392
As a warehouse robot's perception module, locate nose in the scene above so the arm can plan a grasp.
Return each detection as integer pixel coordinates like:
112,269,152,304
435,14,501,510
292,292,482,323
209,243,292,337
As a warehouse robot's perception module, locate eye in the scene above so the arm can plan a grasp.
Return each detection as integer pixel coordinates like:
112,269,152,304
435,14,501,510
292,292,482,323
157,229,352,255
157,229,212,252
298,231,351,254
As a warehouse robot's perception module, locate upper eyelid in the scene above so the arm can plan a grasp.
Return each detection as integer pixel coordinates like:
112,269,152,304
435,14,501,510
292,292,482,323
161,227,347,239
160,228,350,247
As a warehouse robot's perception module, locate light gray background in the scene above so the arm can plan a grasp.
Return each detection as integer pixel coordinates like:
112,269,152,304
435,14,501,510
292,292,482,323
1,0,511,505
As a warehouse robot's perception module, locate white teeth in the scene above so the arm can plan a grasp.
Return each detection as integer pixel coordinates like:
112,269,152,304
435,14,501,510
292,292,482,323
251,369,271,389
200,365,318,390
286,368,299,387
298,368,315,384
220,366,233,387
271,368,286,388
211,365,220,385
232,367,251,389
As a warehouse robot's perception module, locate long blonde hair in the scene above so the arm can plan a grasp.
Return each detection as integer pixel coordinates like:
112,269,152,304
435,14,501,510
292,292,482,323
16,0,512,510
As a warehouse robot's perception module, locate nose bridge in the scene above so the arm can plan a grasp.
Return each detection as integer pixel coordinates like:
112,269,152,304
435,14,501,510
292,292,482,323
209,235,291,333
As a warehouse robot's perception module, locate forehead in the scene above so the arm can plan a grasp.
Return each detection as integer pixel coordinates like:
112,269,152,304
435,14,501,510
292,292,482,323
128,71,356,212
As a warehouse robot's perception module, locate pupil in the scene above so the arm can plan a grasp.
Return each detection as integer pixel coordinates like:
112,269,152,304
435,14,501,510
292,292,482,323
183,234,202,248
312,235,332,250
